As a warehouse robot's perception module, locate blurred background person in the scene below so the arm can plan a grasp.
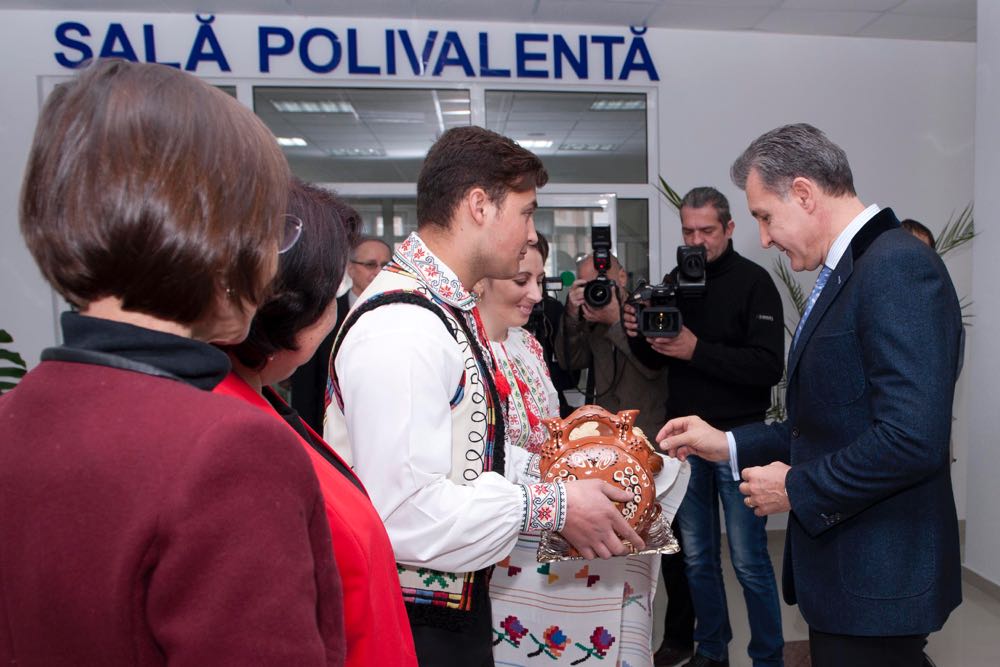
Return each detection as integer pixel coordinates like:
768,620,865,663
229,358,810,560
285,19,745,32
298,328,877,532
346,236,393,306
557,252,669,440
0,59,344,665
289,209,364,433
523,233,581,417
215,178,417,666
478,235,688,667
901,218,937,249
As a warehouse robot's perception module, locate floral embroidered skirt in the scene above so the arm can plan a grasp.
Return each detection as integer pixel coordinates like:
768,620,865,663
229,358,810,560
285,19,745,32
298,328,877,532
490,532,659,666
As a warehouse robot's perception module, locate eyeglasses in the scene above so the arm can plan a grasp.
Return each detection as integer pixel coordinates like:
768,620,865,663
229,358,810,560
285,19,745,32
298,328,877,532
278,214,303,254
350,259,390,270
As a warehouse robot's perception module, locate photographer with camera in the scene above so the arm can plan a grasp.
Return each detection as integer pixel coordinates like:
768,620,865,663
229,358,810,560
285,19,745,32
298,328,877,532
558,246,697,666
626,187,785,667
556,250,669,440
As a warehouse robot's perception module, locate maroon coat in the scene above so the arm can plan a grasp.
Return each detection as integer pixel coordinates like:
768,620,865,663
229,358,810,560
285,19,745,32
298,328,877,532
0,359,345,665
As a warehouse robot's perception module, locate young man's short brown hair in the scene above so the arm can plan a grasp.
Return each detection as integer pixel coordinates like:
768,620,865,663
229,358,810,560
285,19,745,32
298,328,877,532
416,126,548,229
20,59,290,324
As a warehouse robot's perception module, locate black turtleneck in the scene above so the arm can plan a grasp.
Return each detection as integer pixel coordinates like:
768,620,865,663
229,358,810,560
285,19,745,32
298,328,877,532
630,241,785,430
41,312,231,391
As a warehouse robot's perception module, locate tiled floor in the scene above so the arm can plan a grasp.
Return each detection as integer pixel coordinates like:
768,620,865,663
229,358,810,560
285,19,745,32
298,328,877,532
651,530,1000,666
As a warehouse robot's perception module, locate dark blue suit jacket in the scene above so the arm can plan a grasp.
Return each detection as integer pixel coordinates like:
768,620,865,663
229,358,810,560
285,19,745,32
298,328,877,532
733,208,962,636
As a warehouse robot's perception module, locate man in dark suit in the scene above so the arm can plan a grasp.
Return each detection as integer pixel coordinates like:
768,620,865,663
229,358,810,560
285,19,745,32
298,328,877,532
658,123,963,667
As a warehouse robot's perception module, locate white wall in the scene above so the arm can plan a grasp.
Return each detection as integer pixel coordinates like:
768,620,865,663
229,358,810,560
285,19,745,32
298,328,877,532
0,11,978,526
965,0,1000,587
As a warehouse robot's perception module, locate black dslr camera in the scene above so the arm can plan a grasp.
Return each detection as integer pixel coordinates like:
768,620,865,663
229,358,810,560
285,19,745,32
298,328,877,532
583,224,614,308
629,245,707,337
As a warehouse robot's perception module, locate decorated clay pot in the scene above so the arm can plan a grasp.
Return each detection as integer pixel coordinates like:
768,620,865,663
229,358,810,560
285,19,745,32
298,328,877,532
539,405,664,543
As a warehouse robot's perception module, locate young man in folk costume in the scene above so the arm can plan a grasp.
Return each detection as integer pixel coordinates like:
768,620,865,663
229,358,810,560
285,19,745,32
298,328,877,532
325,126,643,666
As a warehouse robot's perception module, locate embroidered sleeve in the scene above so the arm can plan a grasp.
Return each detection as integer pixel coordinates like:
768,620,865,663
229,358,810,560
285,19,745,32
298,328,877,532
523,331,549,378
525,453,541,481
520,480,566,533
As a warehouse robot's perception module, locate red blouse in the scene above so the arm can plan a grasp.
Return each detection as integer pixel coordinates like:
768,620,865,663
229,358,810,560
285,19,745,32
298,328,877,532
215,373,416,666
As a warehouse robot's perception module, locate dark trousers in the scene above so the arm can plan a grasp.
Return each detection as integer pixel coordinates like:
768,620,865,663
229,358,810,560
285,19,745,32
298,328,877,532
410,576,495,667
412,618,494,667
809,628,928,667
659,518,695,649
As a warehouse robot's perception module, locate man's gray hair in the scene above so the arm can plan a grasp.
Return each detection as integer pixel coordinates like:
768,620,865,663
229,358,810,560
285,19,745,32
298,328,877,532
731,123,856,198
680,187,732,226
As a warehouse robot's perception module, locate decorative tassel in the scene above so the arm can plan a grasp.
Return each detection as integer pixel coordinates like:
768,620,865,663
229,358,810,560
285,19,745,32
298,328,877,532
495,370,512,401
515,376,540,429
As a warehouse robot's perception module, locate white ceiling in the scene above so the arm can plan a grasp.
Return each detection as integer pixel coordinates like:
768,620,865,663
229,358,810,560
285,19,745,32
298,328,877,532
253,88,649,183
0,0,978,42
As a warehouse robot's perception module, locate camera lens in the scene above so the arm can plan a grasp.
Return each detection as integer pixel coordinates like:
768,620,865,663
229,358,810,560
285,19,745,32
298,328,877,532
640,307,681,337
677,245,707,282
584,279,612,308
682,254,704,278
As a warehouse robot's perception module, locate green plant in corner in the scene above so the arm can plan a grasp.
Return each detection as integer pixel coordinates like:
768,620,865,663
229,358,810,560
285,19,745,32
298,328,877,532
765,260,807,423
0,329,27,395
936,204,977,327
936,203,975,257
656,176,684,211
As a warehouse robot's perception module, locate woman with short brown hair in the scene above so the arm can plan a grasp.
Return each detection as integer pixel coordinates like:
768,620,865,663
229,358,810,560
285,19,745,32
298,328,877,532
0,59,344,666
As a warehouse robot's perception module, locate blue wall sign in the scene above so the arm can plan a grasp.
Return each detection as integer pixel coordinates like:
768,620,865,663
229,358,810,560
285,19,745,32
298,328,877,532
53,16,660,81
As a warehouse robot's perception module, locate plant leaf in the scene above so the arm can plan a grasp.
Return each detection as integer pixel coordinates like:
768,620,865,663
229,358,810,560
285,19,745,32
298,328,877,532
936,203,975,257
0,329,12,344
656,175,683,212
960,296,974,328
0,349,27,368
772,257,807,321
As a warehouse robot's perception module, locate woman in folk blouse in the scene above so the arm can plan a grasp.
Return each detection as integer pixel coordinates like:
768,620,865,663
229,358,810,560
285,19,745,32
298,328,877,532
476,234,687,667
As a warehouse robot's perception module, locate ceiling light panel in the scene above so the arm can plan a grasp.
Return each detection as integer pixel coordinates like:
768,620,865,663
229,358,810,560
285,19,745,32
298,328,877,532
271,100,356,113
590,99,647,111
516,139,554,149
328,147,386,157
559,143,619,152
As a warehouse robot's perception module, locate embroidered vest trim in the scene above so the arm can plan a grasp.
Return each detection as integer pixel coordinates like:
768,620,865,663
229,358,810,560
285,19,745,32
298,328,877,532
328,267,506,631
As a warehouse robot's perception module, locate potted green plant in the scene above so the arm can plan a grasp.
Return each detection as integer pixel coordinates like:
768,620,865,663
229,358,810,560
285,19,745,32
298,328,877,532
0,329,27,395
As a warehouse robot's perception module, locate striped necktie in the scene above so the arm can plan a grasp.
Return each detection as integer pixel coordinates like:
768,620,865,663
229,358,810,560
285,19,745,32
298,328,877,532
793,265,832,349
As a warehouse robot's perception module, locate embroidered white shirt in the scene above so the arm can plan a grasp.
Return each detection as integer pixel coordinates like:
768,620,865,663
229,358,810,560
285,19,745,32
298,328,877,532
330,233,562,573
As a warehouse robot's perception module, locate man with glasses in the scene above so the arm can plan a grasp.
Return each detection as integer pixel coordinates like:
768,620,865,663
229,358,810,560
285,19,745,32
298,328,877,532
346,237,392,306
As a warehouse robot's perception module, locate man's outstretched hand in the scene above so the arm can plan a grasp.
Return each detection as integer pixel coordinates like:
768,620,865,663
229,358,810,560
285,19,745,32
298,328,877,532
561,480,645,559
656,415,729,462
